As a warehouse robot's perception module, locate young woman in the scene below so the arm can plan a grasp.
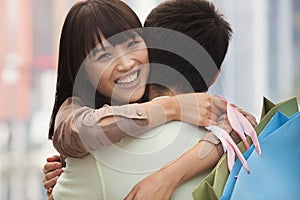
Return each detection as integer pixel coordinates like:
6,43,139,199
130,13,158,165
48,0,230,199
49,0,225,160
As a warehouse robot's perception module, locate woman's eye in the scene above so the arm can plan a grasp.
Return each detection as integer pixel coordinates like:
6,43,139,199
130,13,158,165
97,53,111,61
128,40,140,48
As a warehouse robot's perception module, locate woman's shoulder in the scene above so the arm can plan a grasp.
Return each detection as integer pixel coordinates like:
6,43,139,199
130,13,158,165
56,97,87,120
61,96,86,108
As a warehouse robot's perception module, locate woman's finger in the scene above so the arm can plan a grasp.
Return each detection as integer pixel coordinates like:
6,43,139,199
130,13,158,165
43,162,62,175
43,175,59,191
48,193,54,200
212,96,227,113
46,155,61,162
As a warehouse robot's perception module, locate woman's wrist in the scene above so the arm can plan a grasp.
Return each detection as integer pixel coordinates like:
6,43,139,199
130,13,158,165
145,96,180,124
158,96,180,122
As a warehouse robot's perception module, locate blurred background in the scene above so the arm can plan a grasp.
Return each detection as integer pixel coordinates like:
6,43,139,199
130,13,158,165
0,0,299,199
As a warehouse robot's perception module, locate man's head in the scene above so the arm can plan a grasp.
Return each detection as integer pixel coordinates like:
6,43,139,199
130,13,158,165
144,0,232,94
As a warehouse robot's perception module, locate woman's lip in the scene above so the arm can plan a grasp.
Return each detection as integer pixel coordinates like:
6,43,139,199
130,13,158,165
116,68,140,82
115,70,141,89
115,68,140,84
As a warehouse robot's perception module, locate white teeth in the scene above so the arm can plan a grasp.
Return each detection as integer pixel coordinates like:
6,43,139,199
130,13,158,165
116,71,138,84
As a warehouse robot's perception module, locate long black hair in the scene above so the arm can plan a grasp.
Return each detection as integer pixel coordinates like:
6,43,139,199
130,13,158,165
49,0,143,139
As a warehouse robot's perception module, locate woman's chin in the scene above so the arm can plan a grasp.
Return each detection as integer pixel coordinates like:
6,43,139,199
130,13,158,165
126,89,146,103
132,87,147,101
111,86,146,104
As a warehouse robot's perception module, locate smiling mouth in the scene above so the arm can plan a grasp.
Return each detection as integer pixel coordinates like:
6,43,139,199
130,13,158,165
116,70,140,85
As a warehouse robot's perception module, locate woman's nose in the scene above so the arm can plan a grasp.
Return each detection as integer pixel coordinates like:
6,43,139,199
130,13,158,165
116,54,135,71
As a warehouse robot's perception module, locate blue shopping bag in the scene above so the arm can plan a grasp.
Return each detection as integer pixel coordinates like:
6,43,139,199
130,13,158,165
193,97,298,200
221,111,300,200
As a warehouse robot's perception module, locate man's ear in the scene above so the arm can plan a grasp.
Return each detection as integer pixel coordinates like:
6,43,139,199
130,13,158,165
210,67,222,86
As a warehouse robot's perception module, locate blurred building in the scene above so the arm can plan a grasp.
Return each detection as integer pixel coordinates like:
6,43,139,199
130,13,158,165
0,0,75,199
127,0,299,117
211,0,296,117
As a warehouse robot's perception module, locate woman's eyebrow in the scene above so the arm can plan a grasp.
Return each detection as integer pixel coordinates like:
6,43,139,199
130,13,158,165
92,45,109,56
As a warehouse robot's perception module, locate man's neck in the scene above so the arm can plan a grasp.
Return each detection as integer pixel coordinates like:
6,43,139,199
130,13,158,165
148,84,177,100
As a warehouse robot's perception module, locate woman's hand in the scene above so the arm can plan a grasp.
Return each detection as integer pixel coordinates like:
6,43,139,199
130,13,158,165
174,93,227,127
43,155,64,198
139,93,227,132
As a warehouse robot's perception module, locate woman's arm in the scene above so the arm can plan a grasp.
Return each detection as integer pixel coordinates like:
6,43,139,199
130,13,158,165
52,93,227,158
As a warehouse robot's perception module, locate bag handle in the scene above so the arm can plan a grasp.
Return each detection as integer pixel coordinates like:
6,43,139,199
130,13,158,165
206,95,262,173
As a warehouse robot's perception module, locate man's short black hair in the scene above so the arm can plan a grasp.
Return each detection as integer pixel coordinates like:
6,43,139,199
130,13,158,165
144,0,232,92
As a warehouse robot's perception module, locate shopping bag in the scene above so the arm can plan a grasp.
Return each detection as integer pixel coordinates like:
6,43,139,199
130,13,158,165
227,111,300,200
256,97,299,133
207,96,261,173
220,111,290,199
192,97,298,200
220,97,299,199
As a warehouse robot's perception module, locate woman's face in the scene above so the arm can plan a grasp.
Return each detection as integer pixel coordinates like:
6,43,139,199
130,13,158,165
84,33,149,103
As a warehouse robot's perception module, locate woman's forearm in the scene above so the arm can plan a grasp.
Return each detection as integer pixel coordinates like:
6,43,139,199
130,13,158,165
136,92,227,129
53,93,226,158
52,96,178,158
